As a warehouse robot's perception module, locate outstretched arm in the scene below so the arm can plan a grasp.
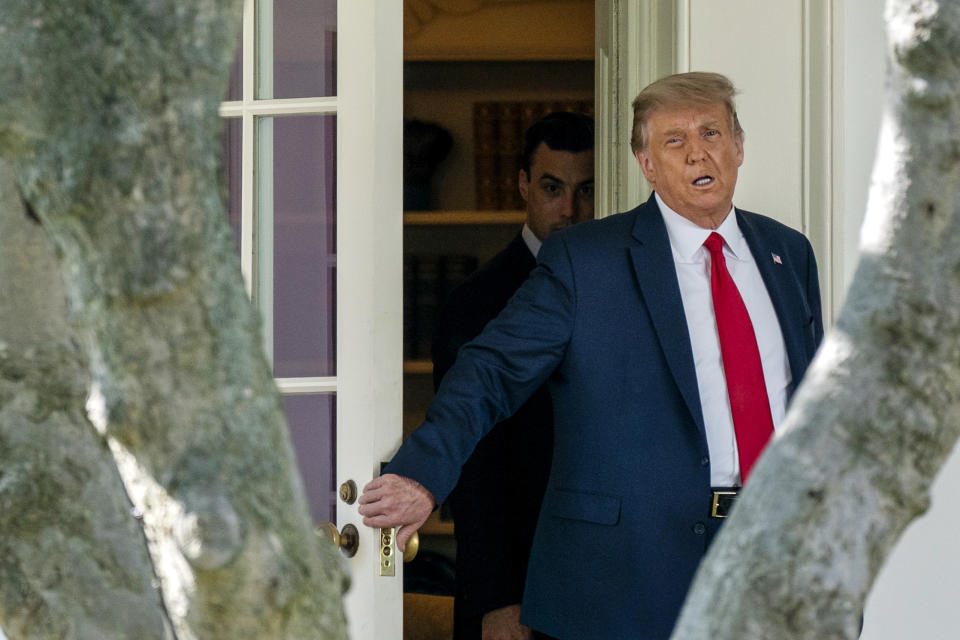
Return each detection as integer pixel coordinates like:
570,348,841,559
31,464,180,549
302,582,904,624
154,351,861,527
357,473,435,551
362,234,577,548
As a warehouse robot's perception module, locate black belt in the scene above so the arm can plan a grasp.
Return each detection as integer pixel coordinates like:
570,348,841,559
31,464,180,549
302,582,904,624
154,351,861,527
710,488,740,518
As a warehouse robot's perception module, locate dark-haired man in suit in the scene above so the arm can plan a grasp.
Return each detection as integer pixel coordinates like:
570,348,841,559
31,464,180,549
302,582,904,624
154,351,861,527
433,112,594,640
361,72,823,638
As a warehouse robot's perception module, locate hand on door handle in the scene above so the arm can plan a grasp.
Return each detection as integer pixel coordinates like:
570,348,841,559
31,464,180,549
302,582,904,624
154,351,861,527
357,473,434,552
316,522,417,566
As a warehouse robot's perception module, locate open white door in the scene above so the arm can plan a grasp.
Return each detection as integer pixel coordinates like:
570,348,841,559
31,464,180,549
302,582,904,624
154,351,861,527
337,1,405,638
221,1,404,638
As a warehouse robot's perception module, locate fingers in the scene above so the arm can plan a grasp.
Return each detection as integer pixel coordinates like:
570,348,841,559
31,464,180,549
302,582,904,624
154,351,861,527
360,512,404,529
353,473,436,556
357,477,388,507
395,525,414,552
356,473,436,531
357,503,399,528
357,477,400,523
357,473,411,507
359,474,386,498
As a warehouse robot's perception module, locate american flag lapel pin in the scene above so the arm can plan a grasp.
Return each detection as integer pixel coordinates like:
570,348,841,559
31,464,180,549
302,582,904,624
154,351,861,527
772,253,782,265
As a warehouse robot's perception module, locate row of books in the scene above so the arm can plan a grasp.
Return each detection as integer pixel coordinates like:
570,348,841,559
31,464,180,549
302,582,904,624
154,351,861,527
403,253,479,360
473,99,594,211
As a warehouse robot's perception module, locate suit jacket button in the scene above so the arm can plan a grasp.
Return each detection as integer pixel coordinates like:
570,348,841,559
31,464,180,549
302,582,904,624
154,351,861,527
693,522,706,535
700,456,710,467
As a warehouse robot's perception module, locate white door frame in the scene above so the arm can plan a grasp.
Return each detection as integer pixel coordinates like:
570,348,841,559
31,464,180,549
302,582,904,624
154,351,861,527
593,0,675,219
337,1,405,638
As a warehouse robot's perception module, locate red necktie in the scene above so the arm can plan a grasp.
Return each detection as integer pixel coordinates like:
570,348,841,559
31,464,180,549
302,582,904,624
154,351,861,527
704,232,774,483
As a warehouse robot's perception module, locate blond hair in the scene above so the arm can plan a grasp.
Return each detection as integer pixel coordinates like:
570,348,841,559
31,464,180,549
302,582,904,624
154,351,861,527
630,72,744,153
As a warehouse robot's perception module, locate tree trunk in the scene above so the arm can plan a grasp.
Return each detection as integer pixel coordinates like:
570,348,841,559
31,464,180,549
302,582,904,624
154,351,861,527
672,2,960,638
0,161,173,640
0,2,348,639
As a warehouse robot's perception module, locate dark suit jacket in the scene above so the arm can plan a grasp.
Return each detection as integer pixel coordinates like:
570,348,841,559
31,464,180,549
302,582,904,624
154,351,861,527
432,233,554,639
388,194,824,639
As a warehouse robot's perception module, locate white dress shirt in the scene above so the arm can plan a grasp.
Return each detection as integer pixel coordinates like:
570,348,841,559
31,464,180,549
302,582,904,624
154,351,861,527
521,223,542,258
656,193,791,487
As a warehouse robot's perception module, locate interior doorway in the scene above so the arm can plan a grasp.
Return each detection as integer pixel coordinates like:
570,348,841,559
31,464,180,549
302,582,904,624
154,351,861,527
400,2,595,637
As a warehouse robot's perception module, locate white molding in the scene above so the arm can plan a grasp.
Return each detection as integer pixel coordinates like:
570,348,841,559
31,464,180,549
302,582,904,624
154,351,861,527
802,0,837,324
594,0,675,217
276,377,338,394
676,0,690,72
219,97,338,118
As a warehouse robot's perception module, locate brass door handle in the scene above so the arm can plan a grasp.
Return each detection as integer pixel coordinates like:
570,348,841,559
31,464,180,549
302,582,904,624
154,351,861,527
317,522,360,558
403,531,419,563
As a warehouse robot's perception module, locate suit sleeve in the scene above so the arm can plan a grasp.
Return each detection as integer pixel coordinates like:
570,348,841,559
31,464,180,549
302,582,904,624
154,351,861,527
430,260,553,618
386,233,576,505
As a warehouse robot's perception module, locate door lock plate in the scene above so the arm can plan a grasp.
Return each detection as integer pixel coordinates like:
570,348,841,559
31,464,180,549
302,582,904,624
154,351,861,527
379,528,396,576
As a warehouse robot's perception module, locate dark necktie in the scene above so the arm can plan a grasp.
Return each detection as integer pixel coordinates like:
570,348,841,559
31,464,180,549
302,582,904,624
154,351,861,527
704,232,774,483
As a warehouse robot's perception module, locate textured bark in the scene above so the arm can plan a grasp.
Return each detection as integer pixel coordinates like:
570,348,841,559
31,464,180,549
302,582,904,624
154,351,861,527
672,2,960,639
0,161,172,640
0,2,347,639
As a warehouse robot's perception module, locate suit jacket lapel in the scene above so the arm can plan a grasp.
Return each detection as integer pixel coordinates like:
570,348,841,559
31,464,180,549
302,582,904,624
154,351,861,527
628,197,706,438
736,210,810,392
504,231,537,277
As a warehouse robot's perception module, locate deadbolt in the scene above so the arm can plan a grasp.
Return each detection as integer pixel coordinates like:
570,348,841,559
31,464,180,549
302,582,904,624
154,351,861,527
339,480,358,504
316,522,360,558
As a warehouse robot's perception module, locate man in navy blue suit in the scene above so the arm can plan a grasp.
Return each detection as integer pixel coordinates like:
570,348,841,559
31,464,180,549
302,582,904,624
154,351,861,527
360,72,824,639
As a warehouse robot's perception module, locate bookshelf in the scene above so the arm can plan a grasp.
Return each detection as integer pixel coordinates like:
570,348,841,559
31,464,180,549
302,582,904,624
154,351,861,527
404,210,526,225
403,359,433,375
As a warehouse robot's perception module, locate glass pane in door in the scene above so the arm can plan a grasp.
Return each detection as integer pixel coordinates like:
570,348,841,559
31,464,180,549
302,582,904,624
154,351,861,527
226,33,243,101
261,114,337,378
222,117,242,254
260,0,337,99
284,393,336,523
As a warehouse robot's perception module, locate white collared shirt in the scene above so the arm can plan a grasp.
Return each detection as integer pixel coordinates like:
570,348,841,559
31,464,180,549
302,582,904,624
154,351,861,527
656,193,791,486
521,223,542,258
